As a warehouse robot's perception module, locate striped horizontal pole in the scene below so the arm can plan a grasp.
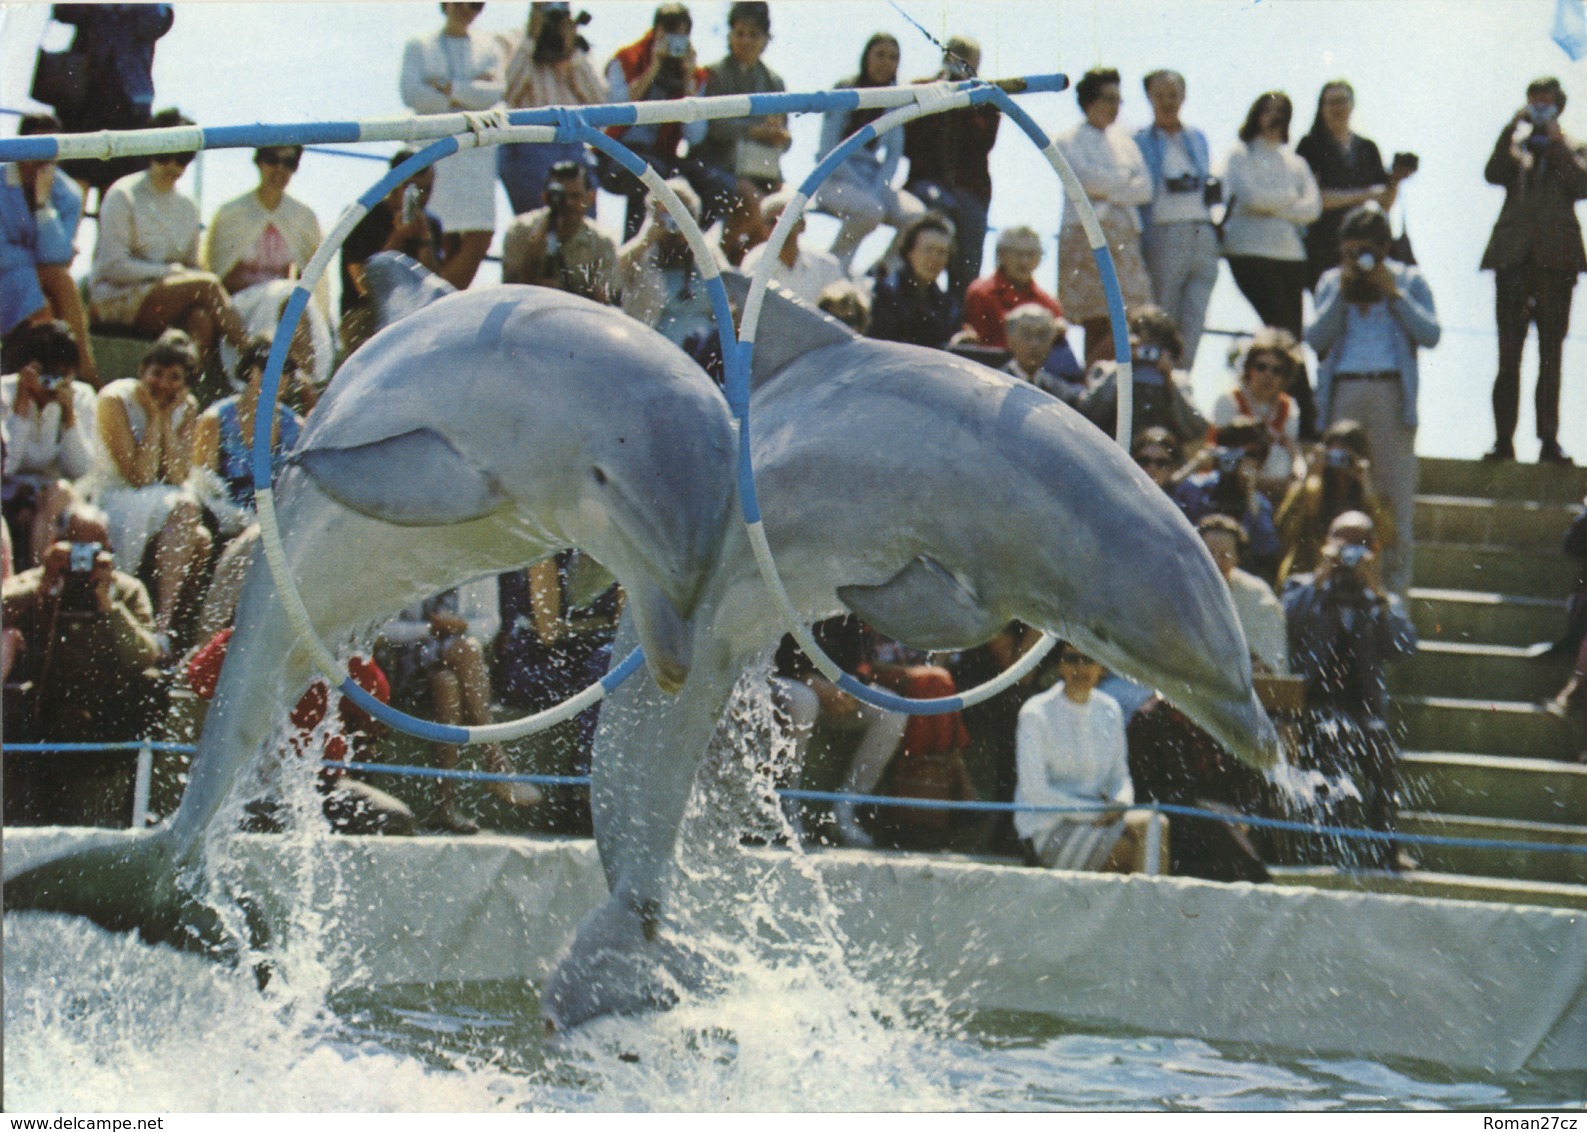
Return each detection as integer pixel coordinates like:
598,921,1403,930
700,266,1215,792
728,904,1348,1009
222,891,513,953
0,74,1068,163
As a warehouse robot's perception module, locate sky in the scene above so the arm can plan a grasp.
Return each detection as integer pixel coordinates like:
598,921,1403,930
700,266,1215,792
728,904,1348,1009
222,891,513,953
3,0,1586,460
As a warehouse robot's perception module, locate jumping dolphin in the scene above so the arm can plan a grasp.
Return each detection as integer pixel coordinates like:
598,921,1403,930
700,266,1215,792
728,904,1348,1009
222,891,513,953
542,282,1283,1028
3,282,736,951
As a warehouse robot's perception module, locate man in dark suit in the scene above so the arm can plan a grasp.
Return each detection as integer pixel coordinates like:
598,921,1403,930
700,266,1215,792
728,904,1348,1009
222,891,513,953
1481,77,1587,465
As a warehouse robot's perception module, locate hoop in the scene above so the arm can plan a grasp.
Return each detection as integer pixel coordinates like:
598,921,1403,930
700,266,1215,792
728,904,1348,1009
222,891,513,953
252,122,738,744
727,80,1132,715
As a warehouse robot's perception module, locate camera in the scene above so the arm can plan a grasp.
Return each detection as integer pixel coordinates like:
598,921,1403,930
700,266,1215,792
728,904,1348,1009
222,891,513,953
36,372,69,392
544,182,568,212
1336,542,1371,570
1325,447,1358,471
1355,251,1378,273
1525,103,1559,150
401,184,422,225
57,540,103,613
1391,151,1419,175
1202,175,1223,207
1133,342,1163,367
68,540,102,574
1164,172,1201,194
1213,446,1246,474
662,32,690,58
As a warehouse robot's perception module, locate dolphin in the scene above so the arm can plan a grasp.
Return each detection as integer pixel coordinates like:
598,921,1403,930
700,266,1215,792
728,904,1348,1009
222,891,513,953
4,278,736,954
542,281,1283,1028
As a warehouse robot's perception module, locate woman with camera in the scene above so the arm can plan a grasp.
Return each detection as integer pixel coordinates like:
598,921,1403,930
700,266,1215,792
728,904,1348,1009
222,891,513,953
1296,81,1417,291
1209,327,1306,503
499,3,605,217
1275,419,1396,586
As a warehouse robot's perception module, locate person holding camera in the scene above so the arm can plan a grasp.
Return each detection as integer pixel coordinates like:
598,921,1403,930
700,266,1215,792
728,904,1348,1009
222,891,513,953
1,504,166,825
501,160,618,304
1275,419,1396,585
1297,81,1418,292
618,177,721,347
1282,511,1418,870
2,319,96,571
1077,305,1207,454
499,3,604,217
338,152,443,357
1209,327,1305,503
1134,69,1221,368
1480,77,1587,465
1171,418,1281,584
1307,202,1440,597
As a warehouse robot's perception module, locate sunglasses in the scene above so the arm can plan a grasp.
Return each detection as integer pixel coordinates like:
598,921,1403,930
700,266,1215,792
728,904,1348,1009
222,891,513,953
1247,358,1288,375
258,152,300,171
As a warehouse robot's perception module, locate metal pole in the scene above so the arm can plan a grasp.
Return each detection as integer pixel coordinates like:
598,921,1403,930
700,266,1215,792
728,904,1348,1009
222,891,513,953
131,741,153,828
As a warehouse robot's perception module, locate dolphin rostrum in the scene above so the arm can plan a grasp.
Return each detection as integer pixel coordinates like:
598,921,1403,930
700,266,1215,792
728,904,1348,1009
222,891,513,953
3,281,736,953
542,281,1283,1029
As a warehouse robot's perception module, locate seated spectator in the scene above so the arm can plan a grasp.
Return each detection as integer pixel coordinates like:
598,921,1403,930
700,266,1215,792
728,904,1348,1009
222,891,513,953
1198,513,1289,675
501,159,618,304
202,146,323,306
88,331,212,651
1056,67,1155,367
399,2,508,290
816,280,870,333
950,621,1045,857
867,212,957,348
810,33,925,273
0,115,95,385
1014,643,1167,873
1282,511,1418,870
1,504,166,826
2,320,96,570
602,3,711,241
960,226,1063,349
339,152,443,356
693,2,792,253
618,178,721,346
1001,302,1083,403
186,627,415,836
191,337,304,543
87,110,250,376
1077,305,1207,451
1210,328,1306,502
740,190,845,305
1307,201,1440,596
498,1,606,216
1131,426,1184,493
1172,418,1281,583
1275,419,1395,585
869,663,977,853
376,581,539,833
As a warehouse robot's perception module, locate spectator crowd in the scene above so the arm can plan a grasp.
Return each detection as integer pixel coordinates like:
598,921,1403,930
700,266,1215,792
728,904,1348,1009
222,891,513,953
4,3,1583,874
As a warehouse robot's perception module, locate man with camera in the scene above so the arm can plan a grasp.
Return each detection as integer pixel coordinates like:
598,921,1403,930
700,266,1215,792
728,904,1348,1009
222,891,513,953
1480,77,1587,466
1282,511,1418,870
1134,70,1221,368
1077,304,1208,455
501,159,618,305
1307,202,1440,597
2,504,166,825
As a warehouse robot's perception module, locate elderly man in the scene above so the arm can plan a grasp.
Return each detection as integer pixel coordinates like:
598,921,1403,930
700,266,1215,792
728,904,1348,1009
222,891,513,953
739,189,844,305
960,225,1064,349
501,160,619,305
1000,302,1083,403
619,177,722,346
1134,69,1221,368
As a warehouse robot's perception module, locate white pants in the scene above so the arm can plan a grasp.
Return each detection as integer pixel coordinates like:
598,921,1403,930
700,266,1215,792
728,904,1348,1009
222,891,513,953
814,167,925,272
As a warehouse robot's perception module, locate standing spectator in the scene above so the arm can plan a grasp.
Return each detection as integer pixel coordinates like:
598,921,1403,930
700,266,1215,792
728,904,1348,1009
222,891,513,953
1209,328,1306,502
202,146,325,312
1198,513,1289,675
960,226,1063,349
740,190,844,305
2,320,96,570
498,1,606,216
46,4,174,198
867,212,957,348
602,4,710,241
1001,303,1082,403
1480,77,1587,465
1542,500,1587,762
1014,643,1166,874
618,178,720,346
1296,80,1418,290
1282,511,1418,870
338,153,443,356
811,33,925,273
902,36,999,304
1308,203,1441,596
400,2,508,290
1275,419,1396,585
0,115,95,386
1077,305,1207,452
693,2,791,263
87,111,250,378
501,160,618,304
1135,69,1221,368
1220,91,1321,341
1055,68,1154,367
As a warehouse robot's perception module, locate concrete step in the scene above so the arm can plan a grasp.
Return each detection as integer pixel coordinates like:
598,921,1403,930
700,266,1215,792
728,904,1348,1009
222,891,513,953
1400,752,1587,825
1412,541,1577,599
1418,456,1587,505
1414,494,1579,552
1398,811,1587,885
1409,588,1567,648
1390,640,1571,702
1268,865,1587,911
1394,695,1582,760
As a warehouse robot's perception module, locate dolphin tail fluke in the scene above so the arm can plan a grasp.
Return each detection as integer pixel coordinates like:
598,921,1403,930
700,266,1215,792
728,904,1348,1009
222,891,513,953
541,892,707,1031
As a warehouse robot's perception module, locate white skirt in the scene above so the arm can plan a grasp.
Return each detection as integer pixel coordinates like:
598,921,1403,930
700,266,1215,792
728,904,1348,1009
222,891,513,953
428,145,498,234
92,479,198,572
1031,817,1127,871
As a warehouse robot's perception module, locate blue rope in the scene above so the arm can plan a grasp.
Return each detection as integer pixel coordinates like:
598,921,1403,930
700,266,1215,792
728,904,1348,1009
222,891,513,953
6,741,204,754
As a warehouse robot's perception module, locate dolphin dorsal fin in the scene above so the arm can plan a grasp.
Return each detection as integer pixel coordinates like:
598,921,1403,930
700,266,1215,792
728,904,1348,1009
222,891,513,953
837,555,1002,651
291,428,507,526
364,252,457,332
720,270,858,391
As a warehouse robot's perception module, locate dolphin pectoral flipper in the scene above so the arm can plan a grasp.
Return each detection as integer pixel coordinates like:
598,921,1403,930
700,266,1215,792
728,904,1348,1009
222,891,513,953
837,556,1003,650
292,429,509,527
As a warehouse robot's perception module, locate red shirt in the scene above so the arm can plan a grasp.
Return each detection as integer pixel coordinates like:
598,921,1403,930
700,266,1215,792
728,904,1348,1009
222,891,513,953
961,269,1064,349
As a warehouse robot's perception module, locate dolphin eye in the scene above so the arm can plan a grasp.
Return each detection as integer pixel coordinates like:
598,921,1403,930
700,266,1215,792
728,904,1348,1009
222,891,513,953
590,465,609,487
